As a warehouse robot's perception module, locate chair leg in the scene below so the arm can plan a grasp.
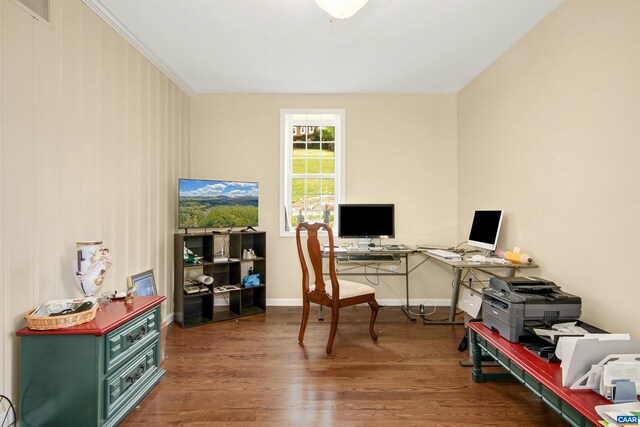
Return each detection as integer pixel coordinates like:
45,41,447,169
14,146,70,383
298,301,310,343
326,307,339,354
368,299,379,342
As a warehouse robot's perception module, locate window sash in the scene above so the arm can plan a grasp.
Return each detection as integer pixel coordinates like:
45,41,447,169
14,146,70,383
280,109,344,236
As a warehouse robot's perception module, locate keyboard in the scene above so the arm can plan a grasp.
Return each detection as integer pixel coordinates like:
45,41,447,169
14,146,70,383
337,254,400,263
424,249,462,260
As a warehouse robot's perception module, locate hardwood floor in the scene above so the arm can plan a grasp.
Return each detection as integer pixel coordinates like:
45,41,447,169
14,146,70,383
121,306,567,426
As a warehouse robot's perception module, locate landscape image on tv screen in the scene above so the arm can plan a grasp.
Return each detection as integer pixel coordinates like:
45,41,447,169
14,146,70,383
179,179,259,229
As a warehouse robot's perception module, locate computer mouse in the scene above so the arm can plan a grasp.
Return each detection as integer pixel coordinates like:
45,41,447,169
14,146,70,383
368,243,376,247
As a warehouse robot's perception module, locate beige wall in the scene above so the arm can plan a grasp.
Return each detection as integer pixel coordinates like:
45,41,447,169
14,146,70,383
458,0,640,336
191,94,459,304
1,0,190,402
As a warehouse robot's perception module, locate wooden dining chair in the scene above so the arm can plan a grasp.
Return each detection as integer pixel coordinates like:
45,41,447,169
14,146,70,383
296,222,379,354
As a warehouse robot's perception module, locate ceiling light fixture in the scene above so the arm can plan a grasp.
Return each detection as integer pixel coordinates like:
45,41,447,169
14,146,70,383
315,0,369,20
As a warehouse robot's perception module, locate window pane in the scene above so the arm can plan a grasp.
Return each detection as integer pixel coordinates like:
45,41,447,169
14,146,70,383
307,197,321,212
307,142,321,154
293,159,305,173
293,143,305,157
307,179,320,195
321,142,335,155
322,178,334,194
308,126,320,141
307,157,320,174
306,211,323,223
321,126,335,142
292,178,305,200
293,126,305,141
321,159,334,174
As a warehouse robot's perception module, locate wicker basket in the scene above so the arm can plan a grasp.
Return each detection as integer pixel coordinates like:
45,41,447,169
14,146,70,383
25,303,100,330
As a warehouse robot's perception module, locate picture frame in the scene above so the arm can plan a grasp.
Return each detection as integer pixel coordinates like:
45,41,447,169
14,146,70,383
127,269,158,297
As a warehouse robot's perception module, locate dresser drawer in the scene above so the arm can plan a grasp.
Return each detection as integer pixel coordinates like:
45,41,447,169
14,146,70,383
105,306,160,373
104,340,160,419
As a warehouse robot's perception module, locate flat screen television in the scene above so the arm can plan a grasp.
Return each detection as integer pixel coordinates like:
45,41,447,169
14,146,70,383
178,179,259,230
338,204,395,238
467,210,503,251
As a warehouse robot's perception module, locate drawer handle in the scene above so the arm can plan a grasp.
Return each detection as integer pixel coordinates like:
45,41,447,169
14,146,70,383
127,325,148,343
126,364,146,384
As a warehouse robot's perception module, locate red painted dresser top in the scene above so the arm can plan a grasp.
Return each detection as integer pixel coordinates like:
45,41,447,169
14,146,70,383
17,296,166,337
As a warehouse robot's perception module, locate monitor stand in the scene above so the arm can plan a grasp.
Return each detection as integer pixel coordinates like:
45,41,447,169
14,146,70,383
357,238,372,249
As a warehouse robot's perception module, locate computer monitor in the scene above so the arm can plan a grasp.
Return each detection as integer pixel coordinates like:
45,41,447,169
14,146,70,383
467,210,504,251
338,204,395,238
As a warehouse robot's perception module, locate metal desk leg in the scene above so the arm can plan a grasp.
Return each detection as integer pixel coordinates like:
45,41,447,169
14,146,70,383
423,265,464,325
401,254,416,321
318,306,324,321
448,267,463,322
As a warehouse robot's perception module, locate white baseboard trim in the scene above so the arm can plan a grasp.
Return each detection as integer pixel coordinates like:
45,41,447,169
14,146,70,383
266,298,452,307
164,312,175,324
165,299,453,324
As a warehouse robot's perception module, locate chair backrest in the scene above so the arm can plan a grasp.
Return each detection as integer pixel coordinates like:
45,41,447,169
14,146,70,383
295,222,339,303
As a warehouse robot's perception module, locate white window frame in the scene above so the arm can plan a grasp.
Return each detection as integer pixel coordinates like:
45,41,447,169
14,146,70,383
280,109,345,237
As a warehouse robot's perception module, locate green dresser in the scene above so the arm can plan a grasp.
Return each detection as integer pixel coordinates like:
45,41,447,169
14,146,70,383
17,296,166,427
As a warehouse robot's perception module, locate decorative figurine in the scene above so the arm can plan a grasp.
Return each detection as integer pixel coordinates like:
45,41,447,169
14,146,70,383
73,241,113,297
183,242,202,264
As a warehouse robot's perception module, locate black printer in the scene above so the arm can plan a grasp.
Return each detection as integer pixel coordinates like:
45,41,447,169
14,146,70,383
482,276,581,343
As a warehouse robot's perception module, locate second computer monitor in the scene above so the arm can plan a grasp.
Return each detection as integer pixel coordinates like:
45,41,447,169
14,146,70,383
467,210,503,251
338,204,395,239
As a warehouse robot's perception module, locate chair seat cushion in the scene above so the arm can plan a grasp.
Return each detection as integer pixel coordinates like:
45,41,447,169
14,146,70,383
311,280,375,300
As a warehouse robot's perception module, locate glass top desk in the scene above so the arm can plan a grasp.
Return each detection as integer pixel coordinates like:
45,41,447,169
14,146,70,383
322,247,538,324
417,251,539,324
322,247,424,321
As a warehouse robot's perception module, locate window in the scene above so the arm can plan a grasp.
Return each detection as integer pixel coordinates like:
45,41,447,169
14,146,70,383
280,110,345,236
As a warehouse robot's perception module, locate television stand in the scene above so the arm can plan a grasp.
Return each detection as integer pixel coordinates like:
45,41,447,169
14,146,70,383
174,231,267,327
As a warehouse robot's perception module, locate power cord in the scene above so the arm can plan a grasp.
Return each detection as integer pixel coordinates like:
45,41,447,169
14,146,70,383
214,234,229,258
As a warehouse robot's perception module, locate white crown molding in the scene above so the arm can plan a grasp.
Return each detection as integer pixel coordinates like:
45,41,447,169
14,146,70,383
83,0,196,96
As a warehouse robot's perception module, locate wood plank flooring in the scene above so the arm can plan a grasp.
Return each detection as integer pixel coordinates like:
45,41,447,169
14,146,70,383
121,306,567,426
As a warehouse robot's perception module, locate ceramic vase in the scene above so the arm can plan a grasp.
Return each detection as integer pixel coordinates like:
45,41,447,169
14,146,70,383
73,241,113,296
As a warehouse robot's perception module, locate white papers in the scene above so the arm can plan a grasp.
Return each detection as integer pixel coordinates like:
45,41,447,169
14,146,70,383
595,402,640,427
571,353,640,394
213,285,240,293
558,335,640,387
552,321,589,334
533,321,590,340
556,334,630,360
602,360,640,396
323,245,347,252
458,287,483,318
30,297,97,317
